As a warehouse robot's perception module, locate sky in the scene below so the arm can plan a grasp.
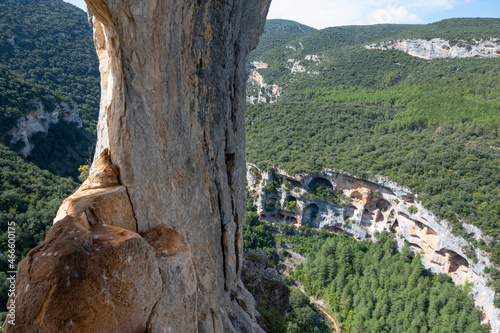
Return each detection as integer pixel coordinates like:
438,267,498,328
65,0,499,29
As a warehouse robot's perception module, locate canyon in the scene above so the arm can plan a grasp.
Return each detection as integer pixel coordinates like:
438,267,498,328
247,164,500,332
4,0,271,332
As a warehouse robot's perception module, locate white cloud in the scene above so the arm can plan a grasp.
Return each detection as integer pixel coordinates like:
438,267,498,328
267,0,471,28
368,6,423,24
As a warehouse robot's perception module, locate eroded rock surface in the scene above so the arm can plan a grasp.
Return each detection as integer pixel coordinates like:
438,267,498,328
242,250,290,328
54,148,137,232
246,64,282,104
4,215,162,333
248,164,500,332
6,0,271,332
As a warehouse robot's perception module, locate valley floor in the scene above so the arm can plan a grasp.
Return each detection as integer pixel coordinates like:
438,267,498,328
277,242,340,332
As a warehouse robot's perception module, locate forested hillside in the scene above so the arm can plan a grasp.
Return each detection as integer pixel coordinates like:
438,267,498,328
290,231,489,332
0,0,98,179
393,18,500,45
0,0,96,319
250,19,317,60
0,0,99,130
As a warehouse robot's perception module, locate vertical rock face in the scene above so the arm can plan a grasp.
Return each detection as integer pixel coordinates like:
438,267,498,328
5,1,270,332
87,0,271,330
241,250,290,323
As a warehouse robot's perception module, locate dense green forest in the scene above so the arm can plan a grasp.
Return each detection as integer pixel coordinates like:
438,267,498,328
289,231,490,333
0,0,99,131
0,65,68,137
246,18,500,264
243,193,490,332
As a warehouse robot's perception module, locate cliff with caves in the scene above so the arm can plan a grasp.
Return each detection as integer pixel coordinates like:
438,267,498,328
247,164,500,332
4,0,271,332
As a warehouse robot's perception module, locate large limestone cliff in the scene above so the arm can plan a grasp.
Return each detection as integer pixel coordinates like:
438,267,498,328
5,1,271,332
8,98,82,157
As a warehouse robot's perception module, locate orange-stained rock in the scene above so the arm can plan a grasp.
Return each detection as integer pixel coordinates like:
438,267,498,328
141,226,198,332
55,185,137,232
3,216,162,333
54,149,137,232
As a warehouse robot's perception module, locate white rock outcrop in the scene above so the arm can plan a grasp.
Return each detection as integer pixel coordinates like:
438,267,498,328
246,67,282,104
366,38,500,59
8,98,82,156
248,164,500,332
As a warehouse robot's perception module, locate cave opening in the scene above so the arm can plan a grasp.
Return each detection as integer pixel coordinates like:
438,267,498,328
303,203,320,227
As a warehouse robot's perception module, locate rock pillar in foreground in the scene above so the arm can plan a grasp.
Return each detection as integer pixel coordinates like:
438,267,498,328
4,0,270,332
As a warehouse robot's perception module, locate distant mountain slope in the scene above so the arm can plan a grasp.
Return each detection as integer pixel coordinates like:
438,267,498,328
246,17,500,305
250,18,500,131
294,23,418,52
394,18,500,45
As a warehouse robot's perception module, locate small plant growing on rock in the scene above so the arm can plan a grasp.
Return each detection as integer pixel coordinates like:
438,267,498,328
286,200,297,211
78,164,90,182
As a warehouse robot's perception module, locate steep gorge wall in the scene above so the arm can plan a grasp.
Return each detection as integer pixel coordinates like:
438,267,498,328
248,165,500,332
4,1,271,332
